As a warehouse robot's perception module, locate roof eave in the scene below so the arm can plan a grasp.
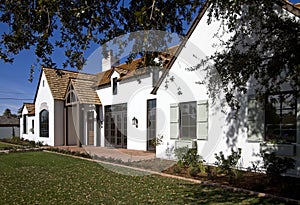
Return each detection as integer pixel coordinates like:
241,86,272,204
150,0,211,95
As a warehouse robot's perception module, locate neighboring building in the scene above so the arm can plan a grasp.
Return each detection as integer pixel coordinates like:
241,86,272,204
0,115,20,139
20,103,35,141
20,0,299,175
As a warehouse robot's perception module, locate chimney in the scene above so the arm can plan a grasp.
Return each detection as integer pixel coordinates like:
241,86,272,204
101,50,119,71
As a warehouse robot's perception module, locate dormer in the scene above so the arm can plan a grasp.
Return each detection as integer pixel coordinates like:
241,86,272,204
110,69,120,95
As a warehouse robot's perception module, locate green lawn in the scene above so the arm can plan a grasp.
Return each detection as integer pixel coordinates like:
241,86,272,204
0,152,292,205
0,141,20,150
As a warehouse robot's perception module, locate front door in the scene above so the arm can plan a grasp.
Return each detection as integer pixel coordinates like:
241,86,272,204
147,99,156,151
87,111,94,145
104,104,127,148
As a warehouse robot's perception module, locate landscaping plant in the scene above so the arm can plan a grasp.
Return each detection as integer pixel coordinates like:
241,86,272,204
214,148,242,183
260,150,295,181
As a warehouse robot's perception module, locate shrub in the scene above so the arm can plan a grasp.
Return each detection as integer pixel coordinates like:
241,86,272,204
174,146,189,161
205,165,218,180
214,148,242,183
260,150,295,181
173,164,182,174
189,166,200,177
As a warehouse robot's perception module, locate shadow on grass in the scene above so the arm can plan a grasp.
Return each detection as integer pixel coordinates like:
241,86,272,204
168,183,297,205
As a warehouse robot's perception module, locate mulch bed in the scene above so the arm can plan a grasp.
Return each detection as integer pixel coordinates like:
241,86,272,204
163,164,300,201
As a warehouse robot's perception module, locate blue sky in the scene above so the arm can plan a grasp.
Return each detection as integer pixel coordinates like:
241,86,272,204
0,0,299,115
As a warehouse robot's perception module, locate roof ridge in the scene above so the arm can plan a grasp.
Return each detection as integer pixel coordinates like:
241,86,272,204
42,67,97,76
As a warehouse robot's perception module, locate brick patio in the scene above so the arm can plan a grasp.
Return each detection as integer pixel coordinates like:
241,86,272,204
56,146,156,162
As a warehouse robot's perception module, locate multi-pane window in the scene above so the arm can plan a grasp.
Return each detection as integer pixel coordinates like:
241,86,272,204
170,100,208,140
179,101,197,139
40,109,49,138
265,92,297,143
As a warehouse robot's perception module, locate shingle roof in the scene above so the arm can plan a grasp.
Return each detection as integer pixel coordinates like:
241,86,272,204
43,68,97,100
94,45,178,87
24,103,35,115
0,116,19,126
70,78,101,105
94,69,114,87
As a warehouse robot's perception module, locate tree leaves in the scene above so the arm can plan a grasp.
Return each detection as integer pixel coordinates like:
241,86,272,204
206,0,300,110
0,0,204,72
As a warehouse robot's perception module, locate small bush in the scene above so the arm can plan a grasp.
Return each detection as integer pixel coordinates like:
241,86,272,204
214,148,242,183
174,146,189,161
189,166,200,177
205,165,218,180
173,164,182,174
261,150,295,181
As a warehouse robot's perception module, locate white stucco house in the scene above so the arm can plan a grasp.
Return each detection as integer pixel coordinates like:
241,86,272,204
20,0,300,175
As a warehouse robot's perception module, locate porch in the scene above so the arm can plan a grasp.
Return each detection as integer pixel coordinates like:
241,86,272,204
56,146,155,162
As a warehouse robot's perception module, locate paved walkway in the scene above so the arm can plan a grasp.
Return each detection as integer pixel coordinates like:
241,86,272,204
56,146,156,162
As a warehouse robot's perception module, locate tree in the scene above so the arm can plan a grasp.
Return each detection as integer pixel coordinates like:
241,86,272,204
3,108,11,117
0,0,203,75
2,108,17,118
0,0,299,109
205,0,300,110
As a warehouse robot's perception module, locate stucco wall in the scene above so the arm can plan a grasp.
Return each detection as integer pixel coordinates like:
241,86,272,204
20,106,34,141
35,72,55,146
97,71,159,151
154,6,263,168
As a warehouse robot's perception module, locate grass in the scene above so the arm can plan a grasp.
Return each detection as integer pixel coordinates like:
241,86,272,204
0,141,20,150
0,151,294,205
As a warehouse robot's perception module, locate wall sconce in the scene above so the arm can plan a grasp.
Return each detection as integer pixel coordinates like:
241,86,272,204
132,117,138,128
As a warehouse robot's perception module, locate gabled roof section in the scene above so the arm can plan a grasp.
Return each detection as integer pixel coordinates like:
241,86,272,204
150,0,300,94
94,68,115,87
68,78,101,105
280,0,300,16
23,103,35,115
94,45,178,87
42,67,96,101
151,0,210,94
0,116,19,126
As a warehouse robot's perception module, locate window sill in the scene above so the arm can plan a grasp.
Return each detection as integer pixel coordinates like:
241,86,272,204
261,143,296,157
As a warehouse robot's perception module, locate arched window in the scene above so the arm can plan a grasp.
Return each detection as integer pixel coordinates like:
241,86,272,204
65,90,78,106
40,109,49,138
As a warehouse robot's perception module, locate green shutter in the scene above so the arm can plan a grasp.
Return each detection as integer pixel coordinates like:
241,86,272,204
247,96,264,142
170,104,179,139
197,100,208,140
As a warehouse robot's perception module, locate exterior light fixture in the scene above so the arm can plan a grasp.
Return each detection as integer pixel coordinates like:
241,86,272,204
132,117,138,128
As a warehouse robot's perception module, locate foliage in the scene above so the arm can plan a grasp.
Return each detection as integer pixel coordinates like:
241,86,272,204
0,141,20,150
247,160,263,173
0,136,42,148
174,146,189,162
48,147,91,159
260,150,295,180
150,134,163,147
172,164,182,174
0,0,204,73
214,148,242,182
2,108,17,118
205,0,300,110
205,165,218,180
174,146,203,168
188,166,200,177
